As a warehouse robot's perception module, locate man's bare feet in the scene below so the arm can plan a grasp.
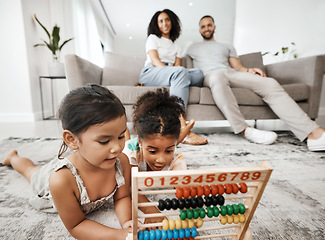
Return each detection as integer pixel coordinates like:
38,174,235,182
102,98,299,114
2,150,18,166
307,127,325,140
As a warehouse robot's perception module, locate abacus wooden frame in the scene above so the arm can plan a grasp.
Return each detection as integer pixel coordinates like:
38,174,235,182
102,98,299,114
131,160,273,240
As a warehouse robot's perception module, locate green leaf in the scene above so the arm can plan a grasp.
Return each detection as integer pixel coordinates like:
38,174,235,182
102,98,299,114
274,52,279,56
34,15,51,41
59,38,74,50
52,25,60,51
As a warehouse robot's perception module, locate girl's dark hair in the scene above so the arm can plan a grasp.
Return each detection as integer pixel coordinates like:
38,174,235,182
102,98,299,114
147,9,181,42
133,88,185,140
58,84,125,159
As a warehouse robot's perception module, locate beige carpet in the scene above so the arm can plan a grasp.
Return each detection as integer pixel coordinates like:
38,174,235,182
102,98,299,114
0,132,324,239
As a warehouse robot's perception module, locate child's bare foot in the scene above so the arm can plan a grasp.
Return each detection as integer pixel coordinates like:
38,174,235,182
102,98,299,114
3,150,18,166
182,131,208,145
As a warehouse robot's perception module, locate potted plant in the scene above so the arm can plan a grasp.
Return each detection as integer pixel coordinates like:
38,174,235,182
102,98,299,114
33,14,73,76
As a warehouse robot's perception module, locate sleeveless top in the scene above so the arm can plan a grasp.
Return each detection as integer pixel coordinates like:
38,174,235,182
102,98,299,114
29,157,125,214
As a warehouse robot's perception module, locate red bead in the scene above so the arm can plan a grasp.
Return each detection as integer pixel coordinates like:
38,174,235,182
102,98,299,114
183,186,190,198
239,182,248,193
190,186,197,197
196,185,204,197
203,185,211,196
225,183,233,194
217,184,225,195
211,184,218,195
231,183,239,194
175,187,183,199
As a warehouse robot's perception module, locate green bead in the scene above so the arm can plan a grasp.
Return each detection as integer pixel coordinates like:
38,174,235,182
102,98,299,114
199,208,206,218
220,206,227,216
186,208,194,219
213,206,220,217
193,208,200,219
238,203,246,214
226,204,233,215
207,207,214,218
180,209,187,220
232,204,239,215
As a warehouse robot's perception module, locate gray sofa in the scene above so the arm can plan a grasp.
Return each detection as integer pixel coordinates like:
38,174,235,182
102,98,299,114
65,52,324,122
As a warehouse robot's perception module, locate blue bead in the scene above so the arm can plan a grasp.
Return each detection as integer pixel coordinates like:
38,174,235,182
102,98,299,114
150,230,155,240
144,230,150,240
155,229,161,240
138,231,144,240
185,227,191,238
173,229,179,239
191,227,198,237
167,229,173,239
161,230,167,240
179,228,185,238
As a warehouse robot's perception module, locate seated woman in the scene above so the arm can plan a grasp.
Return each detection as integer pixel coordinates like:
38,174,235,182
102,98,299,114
139,9,207,145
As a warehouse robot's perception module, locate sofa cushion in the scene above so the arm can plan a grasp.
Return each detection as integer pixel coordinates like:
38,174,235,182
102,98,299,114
105,86,201,105
200,83,309,106
239,52,266,73
102,52,146,86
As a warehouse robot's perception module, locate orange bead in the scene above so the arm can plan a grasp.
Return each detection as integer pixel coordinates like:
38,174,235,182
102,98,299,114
239,182,248,193
203,185,211,196
231,183,239,194
217,184,225,195
211,184,218,195
196,185,204,197
225,183,233,194
183,186,190,198
175,186,183,199
190,186,197,197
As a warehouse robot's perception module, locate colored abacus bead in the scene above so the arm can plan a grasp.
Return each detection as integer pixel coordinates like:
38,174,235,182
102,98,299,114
231,183,239,194
196,185,204,197
143,230,150,240
239,214,246,223
196,218,203,227
233,215,240,224
161,229,167,240
180,209,187,220
183,186,190,198
226,204,234,215
204,196,212,206
238,203,246,214
203,185,211,196
184,198,191,209
207,207,214,218
225,183,233,194
213,206,220,217
138,230,144,240
167,229,173,239
173,229,179,239
165,198,172,210
175,218,182,229
171,198,179,210
190,197,198,208
185,228,191,238
211,195,218,206
188,219,195,228
220,216,227,225
162,219,169,231
179,198,185,209
239,182,248,193
211,184,218,195
220,205,227,216
197,196,204,208
179,228,185,238
216,194,225,206
158,199,166,211
156,229,161,240
169,219,176,230
190,186,197,197
232,204,239,215
182,219,188,229
217,184,225,195
227,215,234,224
186,209,194,219
193,208,200,219
199,207,206,218
149,230,155,240
175,186,183,199
191,227,198,237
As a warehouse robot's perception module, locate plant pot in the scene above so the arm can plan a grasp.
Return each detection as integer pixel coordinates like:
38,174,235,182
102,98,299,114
48,61,65,77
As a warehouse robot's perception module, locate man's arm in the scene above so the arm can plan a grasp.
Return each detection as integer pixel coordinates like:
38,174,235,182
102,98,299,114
229,57,266,77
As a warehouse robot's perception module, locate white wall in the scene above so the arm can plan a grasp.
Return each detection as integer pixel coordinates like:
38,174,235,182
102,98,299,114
234,0,325,114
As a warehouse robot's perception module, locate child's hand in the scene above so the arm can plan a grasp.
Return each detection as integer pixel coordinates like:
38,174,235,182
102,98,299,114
144,216,166,231
122,220,144,232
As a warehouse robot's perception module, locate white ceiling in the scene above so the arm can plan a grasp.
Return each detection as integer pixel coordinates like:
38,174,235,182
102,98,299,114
100,0,236,56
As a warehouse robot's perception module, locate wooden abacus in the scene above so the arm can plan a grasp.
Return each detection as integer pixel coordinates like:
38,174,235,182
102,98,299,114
131,161,273,240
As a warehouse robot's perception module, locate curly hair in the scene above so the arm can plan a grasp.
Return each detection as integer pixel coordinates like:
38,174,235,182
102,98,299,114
147,9,181,42
133,88,185,140
58,84,125,158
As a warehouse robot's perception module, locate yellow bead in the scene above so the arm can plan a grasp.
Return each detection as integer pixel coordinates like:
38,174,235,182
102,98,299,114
233,215,240,224
220,216,227,225
196,218,203,228
169,219,175,230
188,219,195,228
227,215,234,224
239,214,246,223
182,219,188,229
162,219,169,231
175,218,182,230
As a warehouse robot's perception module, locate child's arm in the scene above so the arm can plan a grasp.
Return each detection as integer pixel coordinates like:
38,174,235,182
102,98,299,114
49,169,129,240
169,152,187,170
113,153,133,227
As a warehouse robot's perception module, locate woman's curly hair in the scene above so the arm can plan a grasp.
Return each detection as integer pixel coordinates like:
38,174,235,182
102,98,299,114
133,88,185,140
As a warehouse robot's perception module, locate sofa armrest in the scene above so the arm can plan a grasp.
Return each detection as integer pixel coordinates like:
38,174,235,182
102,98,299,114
265,55,324,118
64,54,103,90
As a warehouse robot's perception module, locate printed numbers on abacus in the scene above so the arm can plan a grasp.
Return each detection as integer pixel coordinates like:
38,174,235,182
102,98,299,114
143,171,262,187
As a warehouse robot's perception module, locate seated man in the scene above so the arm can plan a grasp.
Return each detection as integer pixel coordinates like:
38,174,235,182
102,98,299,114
186,15,325,151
